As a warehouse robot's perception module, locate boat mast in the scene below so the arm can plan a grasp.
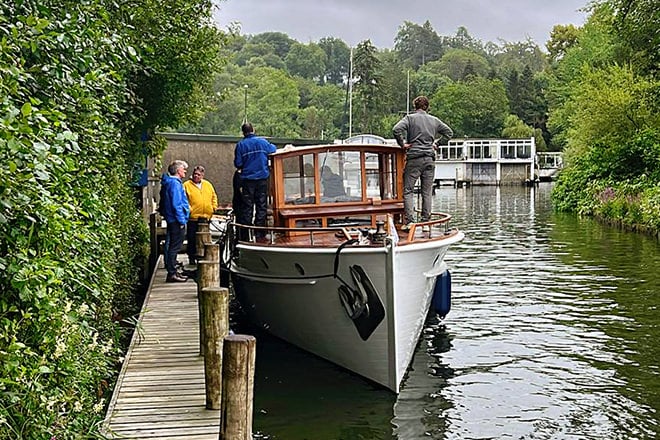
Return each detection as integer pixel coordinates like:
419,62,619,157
348,47,353,138
406,70,410,114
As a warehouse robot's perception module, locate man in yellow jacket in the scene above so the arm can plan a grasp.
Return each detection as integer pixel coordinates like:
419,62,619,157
183,165,218,265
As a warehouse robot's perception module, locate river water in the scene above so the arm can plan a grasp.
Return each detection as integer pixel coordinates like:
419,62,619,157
246,184,660,440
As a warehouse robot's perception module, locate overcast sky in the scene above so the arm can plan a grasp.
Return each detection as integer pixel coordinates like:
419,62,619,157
214,0,589,49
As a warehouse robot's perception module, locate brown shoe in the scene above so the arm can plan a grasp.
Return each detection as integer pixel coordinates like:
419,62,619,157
166,274,188,283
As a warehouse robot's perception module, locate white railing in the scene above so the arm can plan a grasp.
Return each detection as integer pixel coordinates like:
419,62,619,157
436,138,536,161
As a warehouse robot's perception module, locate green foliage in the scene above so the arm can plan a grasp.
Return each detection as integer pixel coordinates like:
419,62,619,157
249,32,294,59
245,66,301,137
285,42,327,81
319,37,350,85
492,39,548,77
552,129,660,231
394,20,444,68
113,0,226,132
432,76,510,137
546,24,580,64
0,0,224,437
187,22,549,145
502,115,534,138
432,49,490,82
562,64,658,156
352,40,382,134
605,0,660,76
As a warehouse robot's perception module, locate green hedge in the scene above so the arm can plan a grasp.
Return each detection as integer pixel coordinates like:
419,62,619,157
0,0,212,437
552,129,660,236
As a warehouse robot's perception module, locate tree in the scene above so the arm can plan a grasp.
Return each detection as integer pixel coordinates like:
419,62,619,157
606,0,660,76
506,65,547,129
352,40,382,134
394,20,444,68
435,48,490,81
285,42,327,81
492,38,547,78
319,37,350,84
432,77,509,137
546,5,618,148
250,31,295,59
305,83,345,139
113,0,226,133
244,66,301,137
546,24,580,64
234,42,282,66
441,26,484,53
502,114,534,138
414,63,452,99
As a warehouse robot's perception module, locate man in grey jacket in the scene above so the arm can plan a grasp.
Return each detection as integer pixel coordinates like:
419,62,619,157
392,96,453,231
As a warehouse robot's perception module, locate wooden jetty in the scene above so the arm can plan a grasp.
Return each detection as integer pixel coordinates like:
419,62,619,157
102,258,221,439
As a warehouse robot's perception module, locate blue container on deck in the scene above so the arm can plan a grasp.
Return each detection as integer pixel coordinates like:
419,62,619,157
432,270,452,318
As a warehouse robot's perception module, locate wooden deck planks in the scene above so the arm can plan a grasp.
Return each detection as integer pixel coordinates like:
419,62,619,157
103,257,221,439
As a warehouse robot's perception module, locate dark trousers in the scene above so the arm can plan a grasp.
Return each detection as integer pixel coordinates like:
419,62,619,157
166,221,185,277
403,156,435,224
186,219,200,264
232,170,243,221
238,178,268,239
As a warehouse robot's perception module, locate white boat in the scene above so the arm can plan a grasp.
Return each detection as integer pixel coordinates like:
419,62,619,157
222,140,464,392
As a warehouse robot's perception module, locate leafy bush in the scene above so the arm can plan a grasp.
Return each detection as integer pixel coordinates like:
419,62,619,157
0,0,223,438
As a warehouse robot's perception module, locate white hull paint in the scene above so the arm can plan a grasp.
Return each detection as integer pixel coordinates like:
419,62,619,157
230,232,464,392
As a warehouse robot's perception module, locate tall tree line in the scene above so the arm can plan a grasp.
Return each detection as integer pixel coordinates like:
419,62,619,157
182,23,551,149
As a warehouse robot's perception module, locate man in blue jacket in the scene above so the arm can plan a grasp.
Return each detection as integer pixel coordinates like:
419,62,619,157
160,160,190,282
234,123,277,240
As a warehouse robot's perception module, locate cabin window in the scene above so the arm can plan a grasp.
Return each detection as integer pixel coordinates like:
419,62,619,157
283,154,316,205
318,150,362,203
365,152,398,201
334,150,362,201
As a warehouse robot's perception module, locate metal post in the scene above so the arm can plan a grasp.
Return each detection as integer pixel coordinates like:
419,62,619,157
243,84,248,124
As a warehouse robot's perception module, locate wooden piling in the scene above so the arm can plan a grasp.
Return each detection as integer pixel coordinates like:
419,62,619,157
200,286,229,410
197,259,220,356
205,243,220,264
220,335,256,440
149,212,158,272
196,221,211,258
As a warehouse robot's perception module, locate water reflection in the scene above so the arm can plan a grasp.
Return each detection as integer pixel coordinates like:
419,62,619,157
248,184,660,439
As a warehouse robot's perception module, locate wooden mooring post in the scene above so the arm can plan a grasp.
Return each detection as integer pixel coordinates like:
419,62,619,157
197,244,220,356
196,221,212,259
220,335,256,440
200,286,229,410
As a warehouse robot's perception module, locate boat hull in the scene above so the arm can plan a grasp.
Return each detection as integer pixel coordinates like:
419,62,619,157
230,232,464,392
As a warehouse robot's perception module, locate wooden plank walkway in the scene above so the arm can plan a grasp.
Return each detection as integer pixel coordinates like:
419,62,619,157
103,257,221,439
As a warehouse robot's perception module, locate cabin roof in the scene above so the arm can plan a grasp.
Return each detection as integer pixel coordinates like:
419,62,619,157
272,143,402,158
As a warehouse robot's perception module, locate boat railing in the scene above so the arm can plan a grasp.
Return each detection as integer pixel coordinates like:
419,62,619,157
404,212,453,242
229,223,354,246
229,211,455,246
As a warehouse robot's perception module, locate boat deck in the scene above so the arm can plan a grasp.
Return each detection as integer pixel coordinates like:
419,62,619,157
238,224,461,247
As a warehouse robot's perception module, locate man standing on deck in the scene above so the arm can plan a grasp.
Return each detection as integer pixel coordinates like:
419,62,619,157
392,96,453,232
183,165,218,265
234,122,277,240
160,160,190,282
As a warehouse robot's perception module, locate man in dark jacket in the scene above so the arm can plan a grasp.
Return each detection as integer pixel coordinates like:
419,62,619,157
234,123,277,240
393,96,453,231
160,160,190,282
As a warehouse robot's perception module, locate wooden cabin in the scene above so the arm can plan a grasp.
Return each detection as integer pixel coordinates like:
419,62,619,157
269,144,406,231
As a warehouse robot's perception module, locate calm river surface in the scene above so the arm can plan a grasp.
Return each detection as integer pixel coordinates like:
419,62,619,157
246,184,660,440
